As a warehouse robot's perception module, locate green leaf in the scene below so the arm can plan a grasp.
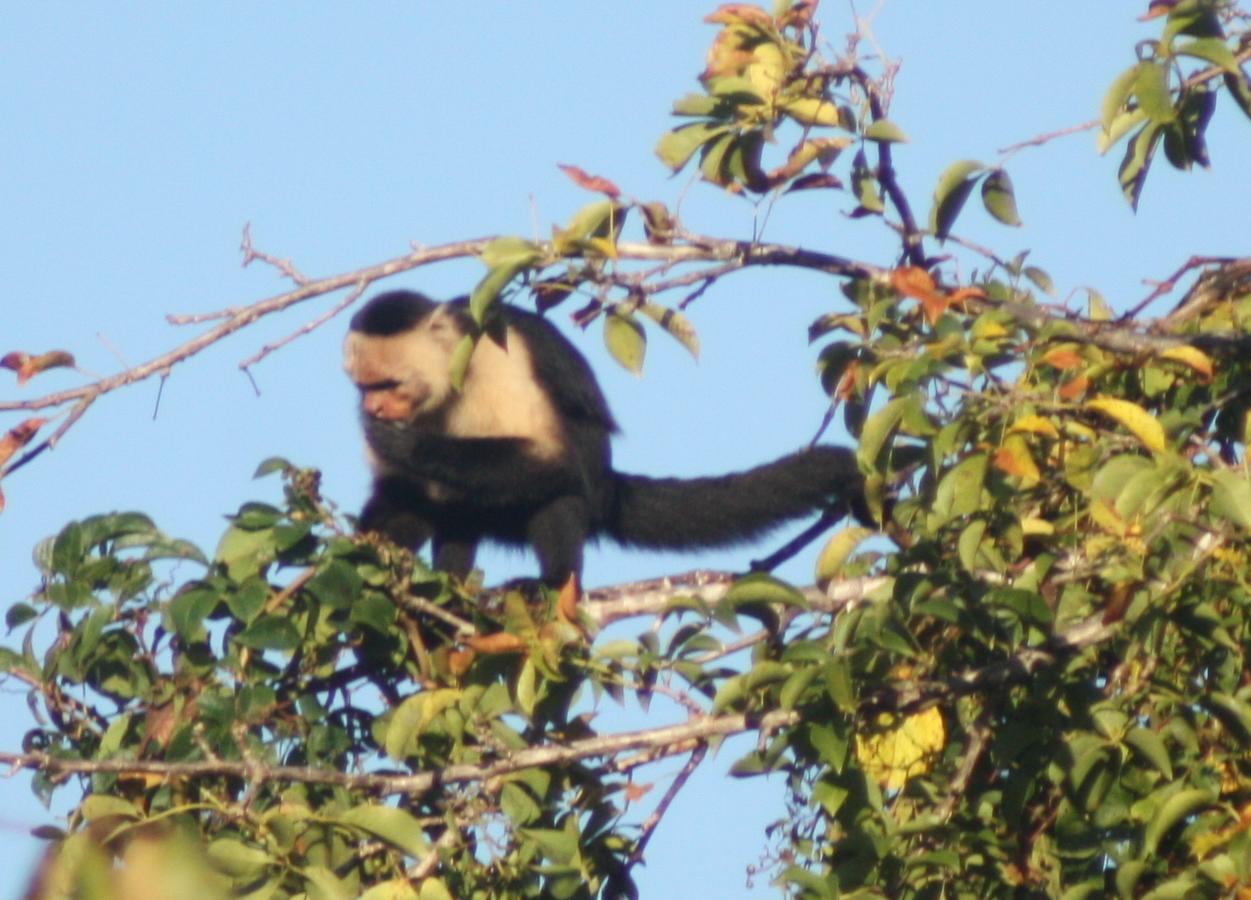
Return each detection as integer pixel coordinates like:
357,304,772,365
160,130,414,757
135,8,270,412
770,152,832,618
981,168,1021,226
80,794,141,821
814,526,873,583
225,577,267,624
863,119,908,142
957,519,987,572
1210,469,1251,531
563,199,620,243
167,586,219,642
214,525,276,581
1024,266,1054,296
931,453,989,527
500,781,542,825
1174,37,1239,73
419,880,454,900
655,122,730,172
516,656,538,717
207,838,273,879
1134,62,1176,123
1124,727,1173,780
1206,692,1251,742
856,395,912,469
468,263,519,324
778,666,819,710
233,615,300,651
929,160,984,240
1101,64,1141,132
252,457,291,478
1224,71,1251,122
1142,788,1214,855
385,689,461,759
341,804,431,859
520,826,580,865
5,602,37,629
724,572,807,609
479,236,542,271
1118,121,1162,211
638,303,699,359
447,333,475,393
671,93,719,117
302,866,353,900
360,882,421,900
602,310,646,374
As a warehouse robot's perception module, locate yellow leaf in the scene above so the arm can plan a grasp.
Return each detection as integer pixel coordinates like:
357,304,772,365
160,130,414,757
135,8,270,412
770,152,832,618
781,97,841,126
1087,396,1167,453
855,707,945,790
1020,517,1054,536
585,236,618,259
1159,345,1214,382
1089,498,1126,535
1009,415,1060,439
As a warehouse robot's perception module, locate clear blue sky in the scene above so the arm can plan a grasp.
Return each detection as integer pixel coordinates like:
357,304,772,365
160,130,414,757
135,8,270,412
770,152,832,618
1,3,1247,896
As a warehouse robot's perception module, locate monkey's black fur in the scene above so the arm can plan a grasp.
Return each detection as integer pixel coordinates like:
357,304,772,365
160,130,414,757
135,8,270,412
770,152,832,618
347,290,863,584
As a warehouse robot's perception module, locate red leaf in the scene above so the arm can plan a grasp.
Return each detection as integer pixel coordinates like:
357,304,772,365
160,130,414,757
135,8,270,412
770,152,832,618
557,163,620,198
1,349,76,385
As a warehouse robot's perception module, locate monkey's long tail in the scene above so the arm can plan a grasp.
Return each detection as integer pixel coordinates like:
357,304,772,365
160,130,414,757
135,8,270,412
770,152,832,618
604,446,862,550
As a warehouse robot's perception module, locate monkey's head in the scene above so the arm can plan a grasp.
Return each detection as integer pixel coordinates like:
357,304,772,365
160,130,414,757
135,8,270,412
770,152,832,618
343,291,465,424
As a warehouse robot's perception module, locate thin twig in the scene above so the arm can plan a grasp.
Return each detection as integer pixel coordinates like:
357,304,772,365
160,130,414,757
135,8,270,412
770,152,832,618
628,744,707,868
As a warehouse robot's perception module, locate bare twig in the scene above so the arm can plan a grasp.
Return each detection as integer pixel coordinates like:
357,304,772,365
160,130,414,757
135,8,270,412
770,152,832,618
997,119,1099,156
239,279,369,373
628,744,707,868
240,223,310,285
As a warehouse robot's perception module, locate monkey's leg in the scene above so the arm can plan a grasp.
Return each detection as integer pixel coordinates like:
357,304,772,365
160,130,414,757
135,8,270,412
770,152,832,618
526,495,589,586
432,536,478,579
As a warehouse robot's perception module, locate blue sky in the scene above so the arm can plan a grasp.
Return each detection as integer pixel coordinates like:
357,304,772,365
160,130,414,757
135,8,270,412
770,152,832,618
2,2,1248,896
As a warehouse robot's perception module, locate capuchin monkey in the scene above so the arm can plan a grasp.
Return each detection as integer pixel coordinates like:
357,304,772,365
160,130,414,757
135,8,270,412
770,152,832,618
344,289,865,586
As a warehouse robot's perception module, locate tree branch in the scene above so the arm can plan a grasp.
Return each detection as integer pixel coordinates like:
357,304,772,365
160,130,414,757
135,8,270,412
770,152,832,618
0,709,800,799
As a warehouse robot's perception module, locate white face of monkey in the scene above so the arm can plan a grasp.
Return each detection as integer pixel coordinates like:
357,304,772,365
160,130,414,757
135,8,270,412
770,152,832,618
342,305,463,423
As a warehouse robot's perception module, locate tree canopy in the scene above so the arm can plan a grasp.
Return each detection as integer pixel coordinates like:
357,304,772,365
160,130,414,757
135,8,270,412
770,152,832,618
5,1,1251,897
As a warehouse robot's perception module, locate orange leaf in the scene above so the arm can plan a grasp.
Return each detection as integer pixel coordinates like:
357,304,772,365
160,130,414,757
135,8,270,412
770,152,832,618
835,359,860,403
946,286,987,309
464,632,527,655
890,267,950,325
1139,1,1177,21
623,781,654,803
993,438,1041,483
890,266,939,301
0,418,46,468
704,4,775,27
557,163,620,198
1058,374,1090,401
1042,348,1084,370
447,648,476,677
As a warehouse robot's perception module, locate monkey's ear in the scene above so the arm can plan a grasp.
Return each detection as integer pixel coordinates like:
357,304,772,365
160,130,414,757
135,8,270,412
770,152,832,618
482,315,509,350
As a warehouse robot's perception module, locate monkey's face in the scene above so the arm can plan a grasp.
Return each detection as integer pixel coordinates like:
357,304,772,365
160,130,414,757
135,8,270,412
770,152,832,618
343,306,462,424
